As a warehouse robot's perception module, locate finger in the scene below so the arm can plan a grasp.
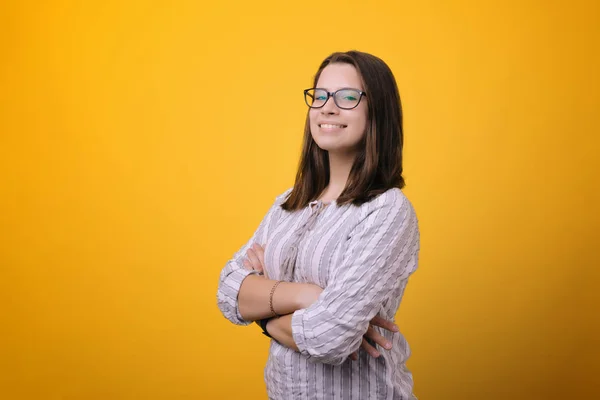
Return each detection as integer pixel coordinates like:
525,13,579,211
370,315,399,333
246,248,262,272
350,351,358,361
360,337,381,358
243,259,253,271
251,244,270,278
365,325,392,350
253,243,266,269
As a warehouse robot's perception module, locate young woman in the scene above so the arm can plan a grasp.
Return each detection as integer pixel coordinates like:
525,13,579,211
217,50,420,399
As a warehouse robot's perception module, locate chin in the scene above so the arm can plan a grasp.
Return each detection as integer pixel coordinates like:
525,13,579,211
312,136,336,151
313,139,352,154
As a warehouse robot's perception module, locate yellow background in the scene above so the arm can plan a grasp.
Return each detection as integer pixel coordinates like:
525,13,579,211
1,1,599,399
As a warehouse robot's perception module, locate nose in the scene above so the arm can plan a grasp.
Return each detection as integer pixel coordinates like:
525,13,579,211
320,94,340,115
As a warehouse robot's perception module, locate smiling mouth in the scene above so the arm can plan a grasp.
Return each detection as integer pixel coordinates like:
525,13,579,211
319,123,347,128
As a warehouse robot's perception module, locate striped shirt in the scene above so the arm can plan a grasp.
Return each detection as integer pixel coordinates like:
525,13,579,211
217,188,420,399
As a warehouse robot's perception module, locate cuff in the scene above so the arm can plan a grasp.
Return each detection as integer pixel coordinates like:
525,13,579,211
228,267,261,325
291,308,312,358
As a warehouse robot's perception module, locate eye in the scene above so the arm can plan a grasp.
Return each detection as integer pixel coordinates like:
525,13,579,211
316,94,328,101
337,89,361,102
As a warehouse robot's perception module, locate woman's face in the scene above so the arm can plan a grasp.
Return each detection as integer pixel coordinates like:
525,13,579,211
309,63,368,157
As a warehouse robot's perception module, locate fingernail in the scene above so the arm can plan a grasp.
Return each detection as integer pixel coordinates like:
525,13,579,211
385,342,392,349
393,325,399,332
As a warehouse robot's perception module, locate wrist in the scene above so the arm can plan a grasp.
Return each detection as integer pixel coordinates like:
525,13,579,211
265,317,274,332
258,317,273,338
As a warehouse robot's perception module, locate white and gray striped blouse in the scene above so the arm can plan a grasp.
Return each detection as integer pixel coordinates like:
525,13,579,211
217,188,420,400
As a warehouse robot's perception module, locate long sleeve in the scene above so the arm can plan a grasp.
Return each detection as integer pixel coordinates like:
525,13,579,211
290,189,420,365
216,190,289,325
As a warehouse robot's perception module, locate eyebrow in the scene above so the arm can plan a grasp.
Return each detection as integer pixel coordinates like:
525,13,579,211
316,86,364,91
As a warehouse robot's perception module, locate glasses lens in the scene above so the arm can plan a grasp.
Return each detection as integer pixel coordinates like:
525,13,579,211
305,89,328,108
334,89,361,109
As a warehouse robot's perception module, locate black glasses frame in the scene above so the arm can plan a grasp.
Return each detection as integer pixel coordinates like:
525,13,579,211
303,87,367,110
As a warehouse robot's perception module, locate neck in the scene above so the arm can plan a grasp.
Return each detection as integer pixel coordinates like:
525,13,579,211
320,151,355,201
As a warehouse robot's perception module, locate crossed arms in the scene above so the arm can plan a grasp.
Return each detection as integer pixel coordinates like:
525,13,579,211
239,243,397,360
217,190,419,365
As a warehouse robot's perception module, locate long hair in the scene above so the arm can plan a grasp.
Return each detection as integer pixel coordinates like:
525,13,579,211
282,50,405,211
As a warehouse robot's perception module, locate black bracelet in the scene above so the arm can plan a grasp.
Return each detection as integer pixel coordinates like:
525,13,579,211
258,318,272,338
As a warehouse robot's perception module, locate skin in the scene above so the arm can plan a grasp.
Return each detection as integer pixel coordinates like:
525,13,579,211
310,63,369,202
243,243,398,360
237,63,397,361
309,64,368,158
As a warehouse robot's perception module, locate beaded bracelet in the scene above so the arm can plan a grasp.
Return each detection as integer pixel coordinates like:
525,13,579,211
269,280,282,317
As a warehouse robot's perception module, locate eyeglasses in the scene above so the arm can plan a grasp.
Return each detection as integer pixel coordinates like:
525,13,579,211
303,88,366,110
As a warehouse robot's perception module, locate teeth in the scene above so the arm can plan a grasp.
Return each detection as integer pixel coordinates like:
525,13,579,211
320,124,345,129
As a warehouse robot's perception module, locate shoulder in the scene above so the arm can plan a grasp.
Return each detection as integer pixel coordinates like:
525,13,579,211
355,189,418,233
363,188,414,216
274,187,293,205
255,188,293,224
372,187,407,206
346,188,418,238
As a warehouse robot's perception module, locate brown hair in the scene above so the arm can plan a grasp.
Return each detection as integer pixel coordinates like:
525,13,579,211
282,50,405,211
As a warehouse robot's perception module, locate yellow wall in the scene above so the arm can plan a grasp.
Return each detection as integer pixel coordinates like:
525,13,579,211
1,1,598,399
